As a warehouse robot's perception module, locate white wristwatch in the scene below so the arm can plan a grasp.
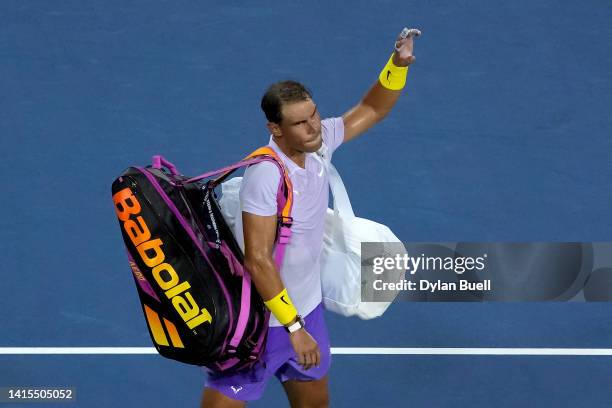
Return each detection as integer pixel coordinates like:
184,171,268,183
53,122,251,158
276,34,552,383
285,315,305,333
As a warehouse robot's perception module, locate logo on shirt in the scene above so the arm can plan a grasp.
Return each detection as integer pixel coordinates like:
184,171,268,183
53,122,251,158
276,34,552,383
230,386,243,394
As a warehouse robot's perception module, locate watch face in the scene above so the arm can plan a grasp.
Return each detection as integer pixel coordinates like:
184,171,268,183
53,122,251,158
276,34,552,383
286,316,305,333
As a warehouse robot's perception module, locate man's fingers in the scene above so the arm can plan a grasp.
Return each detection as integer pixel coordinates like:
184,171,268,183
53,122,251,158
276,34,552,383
299,350,320,370
308,351,317,370
399,27,422,39
395,28,420,52
298,352,306,368
302,352,311,369
396,27,421,45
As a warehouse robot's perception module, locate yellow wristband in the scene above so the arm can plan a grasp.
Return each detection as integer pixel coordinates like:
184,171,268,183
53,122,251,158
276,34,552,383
263,288,298,325
378,53,409,90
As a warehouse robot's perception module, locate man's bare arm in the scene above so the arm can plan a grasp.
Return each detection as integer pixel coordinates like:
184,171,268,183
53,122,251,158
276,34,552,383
342,28,421,142
242,211,284,300
242,211,320,369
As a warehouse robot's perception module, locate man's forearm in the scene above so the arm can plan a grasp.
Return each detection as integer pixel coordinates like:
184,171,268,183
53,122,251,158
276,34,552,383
361,48,412,119
244,255,285,301
342,27,420,142
245,254,301,326
361,79,403,119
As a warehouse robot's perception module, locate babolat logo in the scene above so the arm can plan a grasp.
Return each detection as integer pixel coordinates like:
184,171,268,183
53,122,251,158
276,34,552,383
113,187,213,330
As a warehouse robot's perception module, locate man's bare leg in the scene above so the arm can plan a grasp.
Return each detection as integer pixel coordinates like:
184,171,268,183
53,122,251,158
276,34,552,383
281,375,330,408
200,388,246,408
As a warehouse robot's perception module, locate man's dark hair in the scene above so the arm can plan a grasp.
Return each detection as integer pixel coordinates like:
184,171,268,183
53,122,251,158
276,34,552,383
260,80,312,124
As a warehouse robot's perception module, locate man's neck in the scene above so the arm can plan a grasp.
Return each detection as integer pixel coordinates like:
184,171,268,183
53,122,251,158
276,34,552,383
273,138,306,169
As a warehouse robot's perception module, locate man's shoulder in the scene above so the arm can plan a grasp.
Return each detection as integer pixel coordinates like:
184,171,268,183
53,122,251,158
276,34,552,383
239,159,281,213
242,160,281,187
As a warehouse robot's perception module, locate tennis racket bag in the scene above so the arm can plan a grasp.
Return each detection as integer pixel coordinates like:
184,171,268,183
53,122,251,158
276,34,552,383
111,148,293,373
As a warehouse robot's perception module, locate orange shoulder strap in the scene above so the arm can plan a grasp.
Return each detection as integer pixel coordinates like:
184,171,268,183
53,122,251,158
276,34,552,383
242,146,293,220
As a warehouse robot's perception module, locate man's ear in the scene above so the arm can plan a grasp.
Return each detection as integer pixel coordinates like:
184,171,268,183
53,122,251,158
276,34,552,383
266,122,282,138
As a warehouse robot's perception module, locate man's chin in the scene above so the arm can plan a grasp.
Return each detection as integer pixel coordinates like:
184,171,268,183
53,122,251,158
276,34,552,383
303,136,323,152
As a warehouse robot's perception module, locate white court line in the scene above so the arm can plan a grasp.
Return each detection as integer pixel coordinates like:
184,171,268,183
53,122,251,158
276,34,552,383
331,348,612,356
1,347,612,356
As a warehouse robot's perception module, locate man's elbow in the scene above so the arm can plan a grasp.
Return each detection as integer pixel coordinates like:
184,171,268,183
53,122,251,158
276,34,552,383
244,254,273,279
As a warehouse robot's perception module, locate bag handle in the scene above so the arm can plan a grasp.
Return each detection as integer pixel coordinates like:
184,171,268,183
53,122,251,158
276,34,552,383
327,162,355,218
151,155,180,175
315,144,355,218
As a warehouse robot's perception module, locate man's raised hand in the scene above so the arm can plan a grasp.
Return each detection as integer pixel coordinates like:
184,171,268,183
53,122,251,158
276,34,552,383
393,27,421,67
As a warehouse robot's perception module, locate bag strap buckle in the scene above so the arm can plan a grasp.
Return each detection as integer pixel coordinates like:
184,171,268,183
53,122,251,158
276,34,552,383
279,216,293,228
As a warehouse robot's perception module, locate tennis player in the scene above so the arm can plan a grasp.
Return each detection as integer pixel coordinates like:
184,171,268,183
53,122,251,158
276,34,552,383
201,27,421,408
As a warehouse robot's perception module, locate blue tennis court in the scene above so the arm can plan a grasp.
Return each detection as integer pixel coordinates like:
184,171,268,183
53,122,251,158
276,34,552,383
1,1,612,406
